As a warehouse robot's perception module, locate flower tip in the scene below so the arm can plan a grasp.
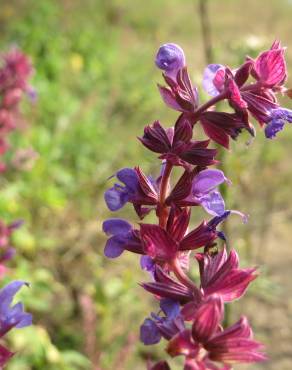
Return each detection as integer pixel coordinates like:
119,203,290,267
242,214,249,224
230,210,249,224
225,177,232,186
155,43,185,76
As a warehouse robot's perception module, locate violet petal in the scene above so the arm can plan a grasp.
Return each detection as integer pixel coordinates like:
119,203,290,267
192,169,228,195
116,168,138,192
102,218,132,236
160,298,180,319
202,64,224,97
200,190,225,216
140,318,162,345
104,236,125,258
265,118,285,139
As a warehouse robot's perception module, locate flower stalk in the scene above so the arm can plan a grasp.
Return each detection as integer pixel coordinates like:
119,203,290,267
103,40,291,369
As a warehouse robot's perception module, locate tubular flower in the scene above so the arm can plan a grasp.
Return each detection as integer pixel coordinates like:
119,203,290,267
265,107,292,138
104,167,159,218
102,218,142,258
140,299,184,345
189,169,229,216
104,168,140,211
0,281,32,336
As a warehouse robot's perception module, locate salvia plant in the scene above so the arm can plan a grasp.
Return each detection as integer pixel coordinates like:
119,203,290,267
0,48,34,367
103,40,291,369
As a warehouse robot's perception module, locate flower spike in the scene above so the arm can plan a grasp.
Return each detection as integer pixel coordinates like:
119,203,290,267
102,40,291,369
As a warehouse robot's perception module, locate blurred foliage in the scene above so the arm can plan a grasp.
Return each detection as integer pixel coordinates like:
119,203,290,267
0,0,292,369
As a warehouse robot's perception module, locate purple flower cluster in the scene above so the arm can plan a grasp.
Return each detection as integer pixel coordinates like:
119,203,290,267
0,47,34,171
103,41,291,369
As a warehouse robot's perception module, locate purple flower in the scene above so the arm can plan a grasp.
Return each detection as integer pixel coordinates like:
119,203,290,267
105,167,160,219
189,172,248,221
155,43,185,79
102,218,142,258
104,168,139,211
191,169,229,216
140,318,161,345
202,64,225,97
265,119,285,139
140,255,156,276
269,107,292,121
140,299,183,345
265,108,292,139
0,281,32,337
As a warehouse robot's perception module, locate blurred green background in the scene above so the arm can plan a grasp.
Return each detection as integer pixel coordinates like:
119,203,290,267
1,0,292,369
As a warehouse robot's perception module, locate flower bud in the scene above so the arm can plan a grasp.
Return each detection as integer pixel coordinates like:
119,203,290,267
155,43,185,79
